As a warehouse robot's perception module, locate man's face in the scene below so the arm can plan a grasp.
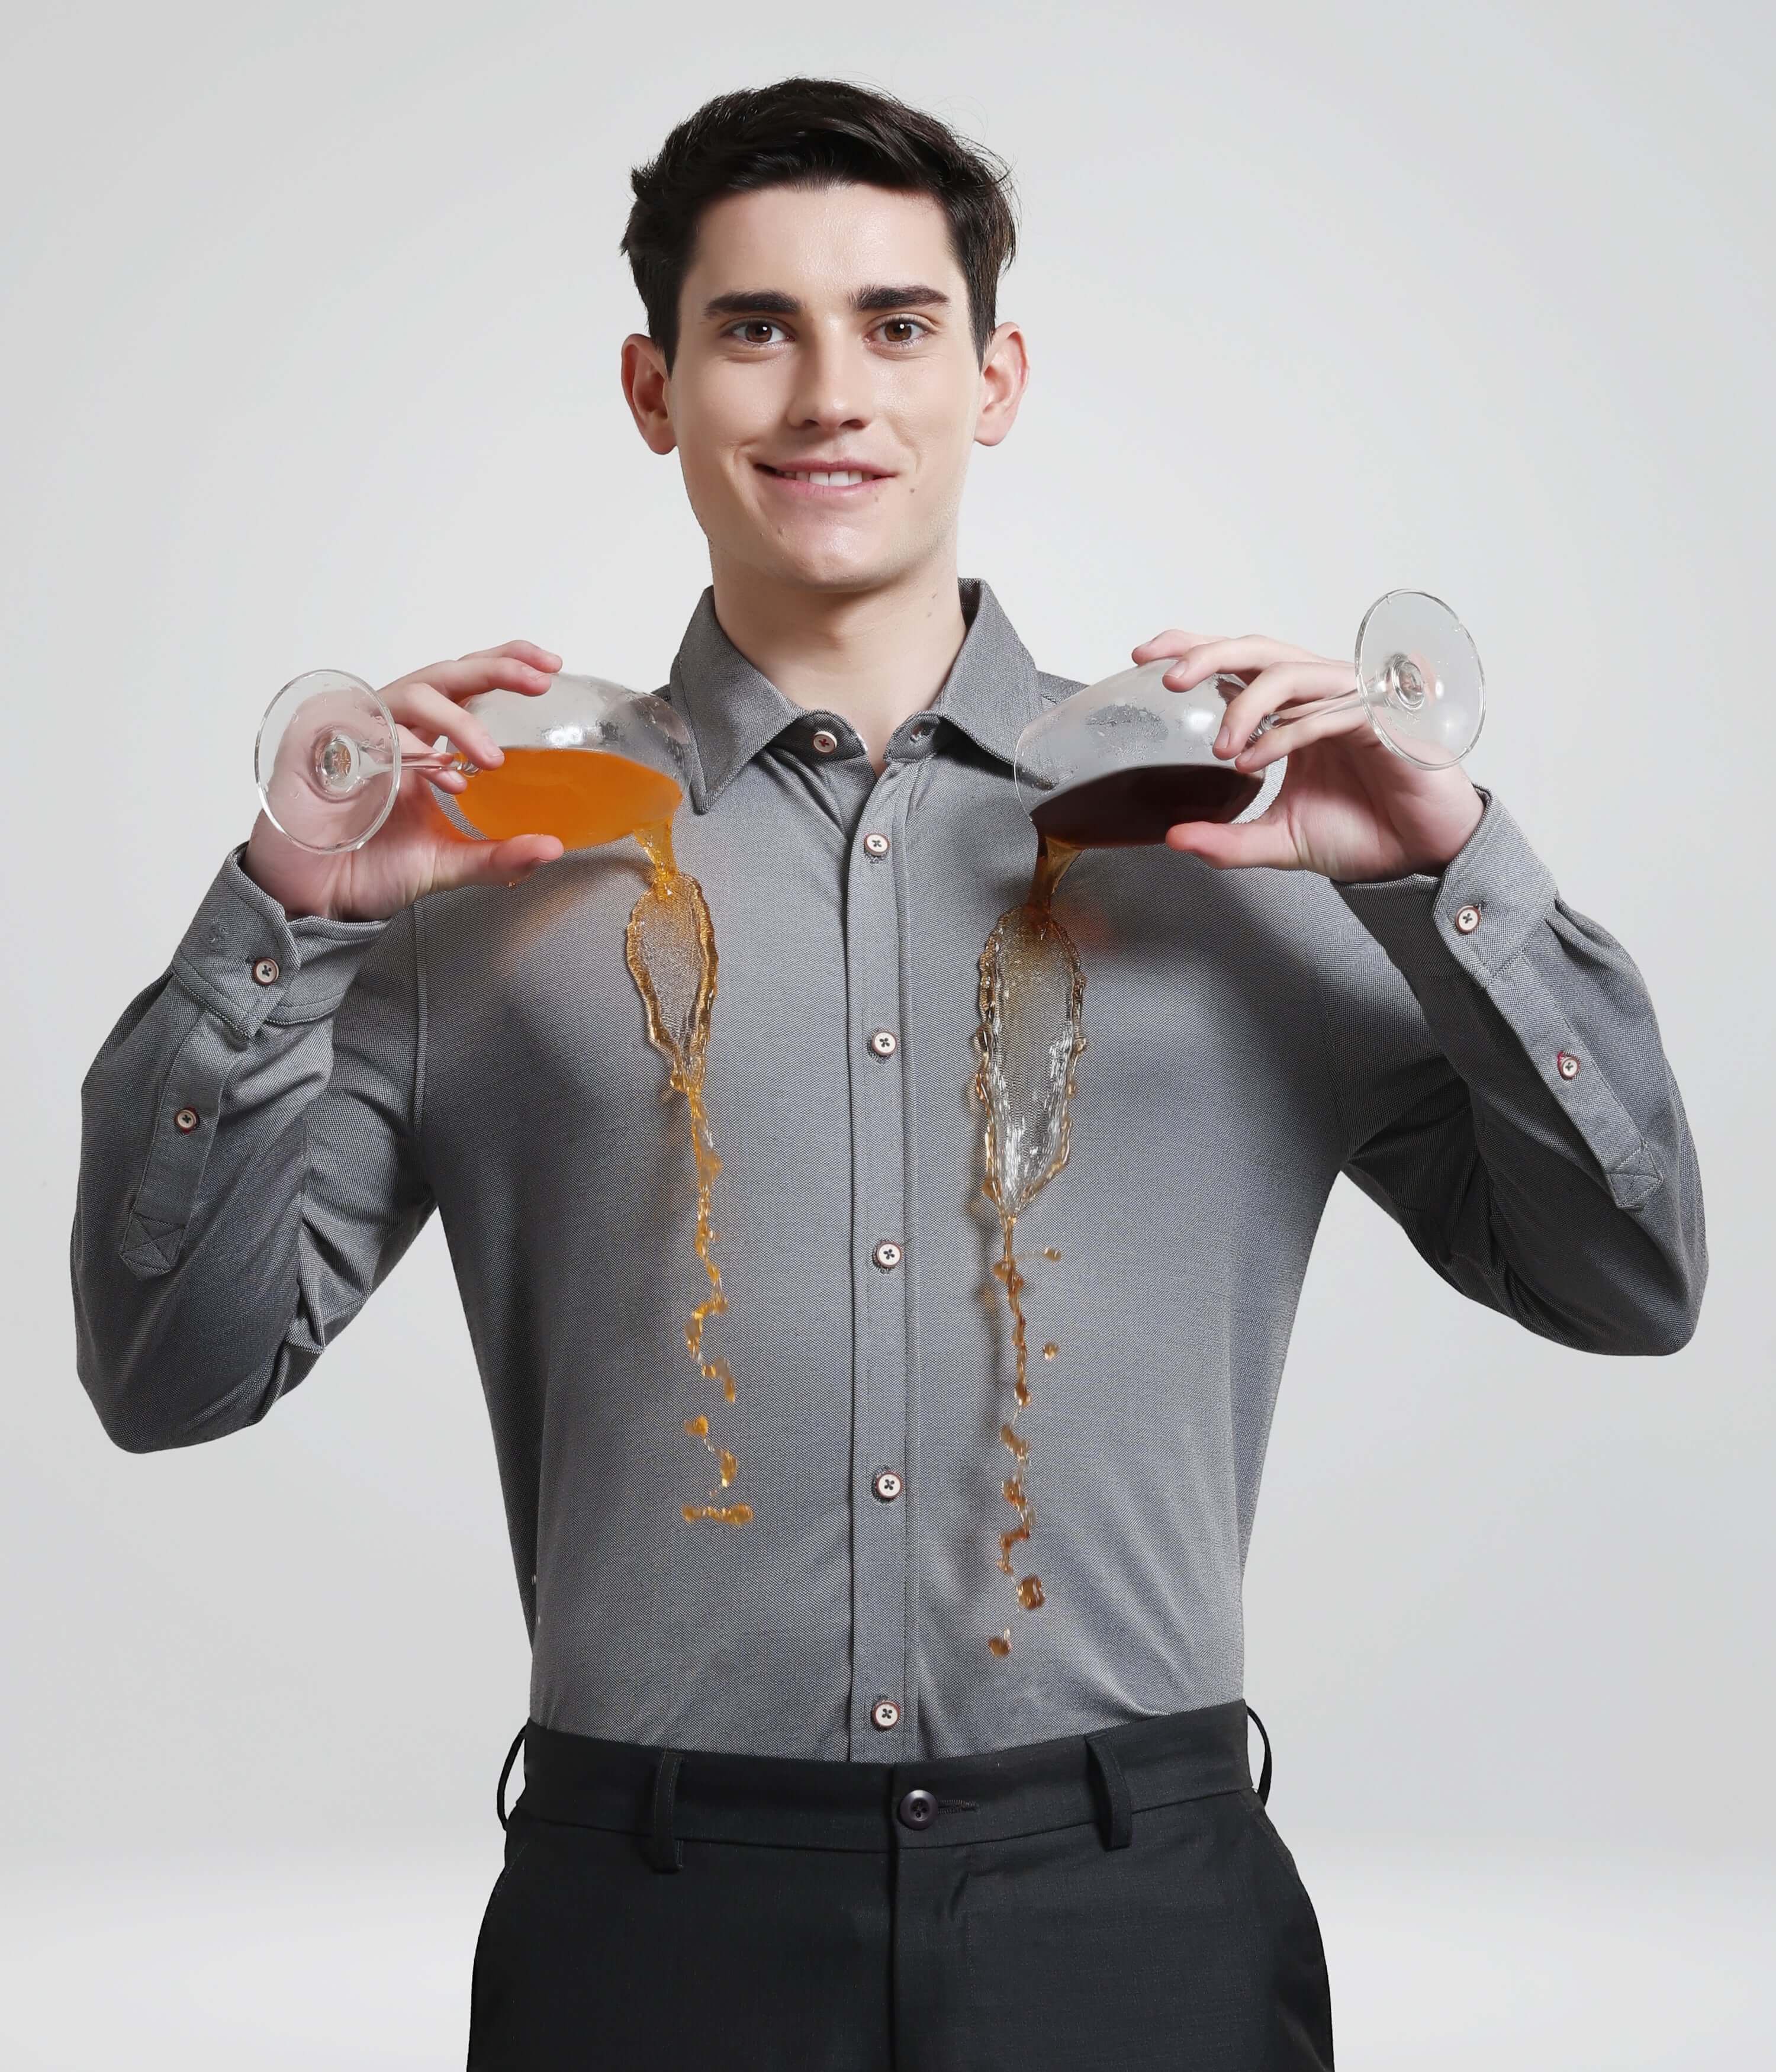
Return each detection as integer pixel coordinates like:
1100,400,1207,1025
624,181,1024,596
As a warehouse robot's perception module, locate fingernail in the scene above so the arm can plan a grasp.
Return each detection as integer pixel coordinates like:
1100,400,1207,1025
1215,726,1230,752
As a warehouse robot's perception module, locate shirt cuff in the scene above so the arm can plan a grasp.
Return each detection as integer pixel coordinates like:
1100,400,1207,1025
170,844,395,1037
1330,789,1558,986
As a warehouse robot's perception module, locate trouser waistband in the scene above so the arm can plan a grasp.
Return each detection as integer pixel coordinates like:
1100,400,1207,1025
500,1699,1272,1869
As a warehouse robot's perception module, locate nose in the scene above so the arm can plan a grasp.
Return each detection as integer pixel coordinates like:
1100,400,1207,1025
787,321,871,434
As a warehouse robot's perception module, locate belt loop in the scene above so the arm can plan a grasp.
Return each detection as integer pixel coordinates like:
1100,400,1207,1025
1085,1730,1134,1851
496,1723,527,1832
1246,1704,1273,1807
648,1749,686,1873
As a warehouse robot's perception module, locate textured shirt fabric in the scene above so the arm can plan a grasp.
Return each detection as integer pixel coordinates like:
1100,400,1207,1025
71,577,1707,1761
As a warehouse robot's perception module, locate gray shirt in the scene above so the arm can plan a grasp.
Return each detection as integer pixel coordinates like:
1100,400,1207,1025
71,577,1707,1760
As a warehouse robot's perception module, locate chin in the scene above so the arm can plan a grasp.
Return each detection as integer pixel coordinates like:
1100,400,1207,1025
739,530,912,594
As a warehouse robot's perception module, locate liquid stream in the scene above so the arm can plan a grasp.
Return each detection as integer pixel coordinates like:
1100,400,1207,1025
462,749,749,1526
629,820,752,1527
974,833,1086,1658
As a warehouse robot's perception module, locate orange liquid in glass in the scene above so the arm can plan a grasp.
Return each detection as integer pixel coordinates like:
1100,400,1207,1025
461,747,683,850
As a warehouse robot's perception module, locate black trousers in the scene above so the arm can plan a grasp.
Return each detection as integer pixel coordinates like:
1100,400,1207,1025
466,1698,1334,2070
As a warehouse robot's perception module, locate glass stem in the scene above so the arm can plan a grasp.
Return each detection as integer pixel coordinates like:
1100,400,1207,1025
1247,685,1364,744
403,748,471,778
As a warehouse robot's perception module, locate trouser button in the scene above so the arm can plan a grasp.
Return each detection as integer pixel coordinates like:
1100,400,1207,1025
897,1787,938,1830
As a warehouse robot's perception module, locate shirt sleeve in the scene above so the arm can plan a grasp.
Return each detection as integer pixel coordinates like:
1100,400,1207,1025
70,845,435,1450
1315,789,1707,1355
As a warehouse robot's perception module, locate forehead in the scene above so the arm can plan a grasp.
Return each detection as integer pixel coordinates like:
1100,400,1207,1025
684,182,962,295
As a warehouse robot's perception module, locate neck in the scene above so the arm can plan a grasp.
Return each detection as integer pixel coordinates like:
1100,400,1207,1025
707,548,970,771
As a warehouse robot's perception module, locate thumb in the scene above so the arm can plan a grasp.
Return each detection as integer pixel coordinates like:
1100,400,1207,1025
1163,812,1298,871
424,831,567,893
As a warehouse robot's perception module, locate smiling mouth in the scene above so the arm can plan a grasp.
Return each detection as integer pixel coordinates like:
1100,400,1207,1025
755,464,890,490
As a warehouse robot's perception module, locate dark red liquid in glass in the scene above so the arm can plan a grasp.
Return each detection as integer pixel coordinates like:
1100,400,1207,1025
1029,764,1262,848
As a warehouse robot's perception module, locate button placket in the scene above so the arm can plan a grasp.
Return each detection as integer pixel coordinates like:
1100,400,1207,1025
844,762,915,1755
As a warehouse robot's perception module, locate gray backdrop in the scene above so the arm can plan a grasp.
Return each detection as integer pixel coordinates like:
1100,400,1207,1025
3,2,1769,2065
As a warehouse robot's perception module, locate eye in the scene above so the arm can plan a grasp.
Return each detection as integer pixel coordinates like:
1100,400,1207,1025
877,317,931,346
726,319,788,346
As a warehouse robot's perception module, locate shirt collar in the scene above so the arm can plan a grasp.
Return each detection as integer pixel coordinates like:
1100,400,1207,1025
663,575,1051,810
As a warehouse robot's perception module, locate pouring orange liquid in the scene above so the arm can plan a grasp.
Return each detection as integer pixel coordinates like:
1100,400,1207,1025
461,741,748,1526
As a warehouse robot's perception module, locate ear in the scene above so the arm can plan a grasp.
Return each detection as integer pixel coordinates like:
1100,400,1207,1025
620,333,678,456
974,319,1029,451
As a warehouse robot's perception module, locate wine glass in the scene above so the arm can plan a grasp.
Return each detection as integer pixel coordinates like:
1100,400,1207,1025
254,668,692,853
1014,589,1483,846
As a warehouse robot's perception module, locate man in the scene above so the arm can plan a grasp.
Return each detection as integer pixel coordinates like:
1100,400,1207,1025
72,74,1706,2071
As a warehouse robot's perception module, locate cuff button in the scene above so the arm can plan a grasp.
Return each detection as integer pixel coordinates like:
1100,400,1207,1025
174,1107,201,1133
1556,1050,1581,1080
252,957,281,986
1455,904,1481,935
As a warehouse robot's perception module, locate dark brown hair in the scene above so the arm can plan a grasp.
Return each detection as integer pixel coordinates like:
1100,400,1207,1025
620,77,1019,372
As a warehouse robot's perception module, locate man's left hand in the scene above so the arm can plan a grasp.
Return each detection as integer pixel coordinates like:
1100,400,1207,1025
1130,628,1485,882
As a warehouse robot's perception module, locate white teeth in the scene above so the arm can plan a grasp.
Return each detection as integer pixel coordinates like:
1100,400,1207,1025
775,468,869,485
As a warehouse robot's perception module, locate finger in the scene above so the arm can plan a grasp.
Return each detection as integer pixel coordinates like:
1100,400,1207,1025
389,683,507,768
426,832,567,895
1164,809,1299,871
1218,660,1359,755
1159,635,1327,694
1231,696,1372,774
457,639,563,669
392,652,559,709
1131,629,1221,661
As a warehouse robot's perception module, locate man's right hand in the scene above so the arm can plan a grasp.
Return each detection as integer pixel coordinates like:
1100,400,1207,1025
243,640,569,921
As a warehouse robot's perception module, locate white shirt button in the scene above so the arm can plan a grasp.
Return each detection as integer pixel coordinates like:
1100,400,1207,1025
810,728,839,755
862,832,890,858
1556,1050,1582,1080
872,1240,903,1272
871,1469,904,1502
868,1029,898,1059
1455,905,1481,935
871,1698,902,1730
174,1107,200,1134
252,957,281,986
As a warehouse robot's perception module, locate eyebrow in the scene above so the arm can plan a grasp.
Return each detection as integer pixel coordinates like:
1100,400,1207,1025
701,284,953,322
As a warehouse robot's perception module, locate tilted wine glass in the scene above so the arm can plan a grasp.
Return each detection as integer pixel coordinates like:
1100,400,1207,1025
1013,588,1484,845
254,668,692,854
